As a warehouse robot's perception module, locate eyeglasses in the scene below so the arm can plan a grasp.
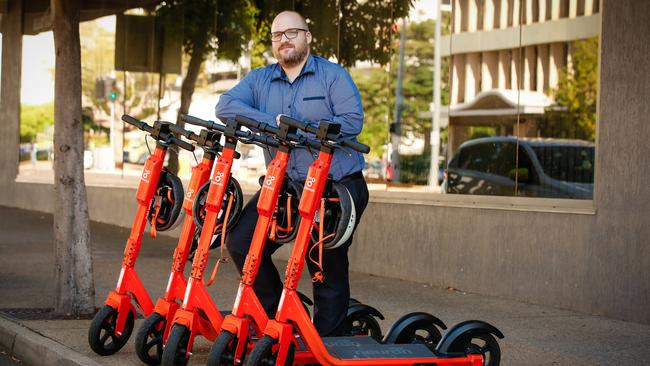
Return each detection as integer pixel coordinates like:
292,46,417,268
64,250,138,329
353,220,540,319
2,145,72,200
270,28,308,42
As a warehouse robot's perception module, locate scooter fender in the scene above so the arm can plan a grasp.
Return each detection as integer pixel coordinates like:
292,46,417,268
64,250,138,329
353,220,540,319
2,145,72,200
346,303,385,320
435,320,504,357
382,312,447,344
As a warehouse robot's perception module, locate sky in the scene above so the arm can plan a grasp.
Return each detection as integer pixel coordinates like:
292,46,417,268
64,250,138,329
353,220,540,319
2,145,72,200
17,0,436,106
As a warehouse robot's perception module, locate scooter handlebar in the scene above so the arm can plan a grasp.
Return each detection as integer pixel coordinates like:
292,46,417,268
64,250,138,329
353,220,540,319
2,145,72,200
235,115,280,135
180,114,223,132
121,114,153,134
167,136,195,152
340,138,370,154
278,114,370,153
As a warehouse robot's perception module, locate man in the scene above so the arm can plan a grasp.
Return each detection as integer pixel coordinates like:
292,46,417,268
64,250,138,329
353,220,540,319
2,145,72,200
215,10,368,337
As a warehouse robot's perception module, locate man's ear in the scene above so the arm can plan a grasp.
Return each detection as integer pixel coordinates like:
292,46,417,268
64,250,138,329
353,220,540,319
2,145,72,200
306,31,312,44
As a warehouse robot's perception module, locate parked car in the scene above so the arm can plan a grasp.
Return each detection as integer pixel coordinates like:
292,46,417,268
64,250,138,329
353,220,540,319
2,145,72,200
443,136,594,199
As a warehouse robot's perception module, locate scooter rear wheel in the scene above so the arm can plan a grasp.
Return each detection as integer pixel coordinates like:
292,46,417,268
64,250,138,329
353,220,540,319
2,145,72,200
88,305,134,356
394,322,442,352
134,312,165,365
161,324,190,366
208,330,246,366
245,335,294,366
465,333,501,366
341,311,382,341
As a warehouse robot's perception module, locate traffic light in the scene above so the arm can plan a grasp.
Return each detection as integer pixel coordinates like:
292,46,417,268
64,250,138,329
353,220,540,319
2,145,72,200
94,77,119,102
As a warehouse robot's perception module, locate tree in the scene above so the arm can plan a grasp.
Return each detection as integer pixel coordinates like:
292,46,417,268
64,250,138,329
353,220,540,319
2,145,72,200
251,0,413,67
51,0,95,315
156,0,257,174
545,37,599,141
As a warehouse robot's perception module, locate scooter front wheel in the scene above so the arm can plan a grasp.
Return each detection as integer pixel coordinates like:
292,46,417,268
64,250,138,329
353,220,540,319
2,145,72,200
161,324,190,366
465,333,501,366
341,311,382,341
88,305,134,355
134,312,166,365
208,330,246,366
244,335,294,366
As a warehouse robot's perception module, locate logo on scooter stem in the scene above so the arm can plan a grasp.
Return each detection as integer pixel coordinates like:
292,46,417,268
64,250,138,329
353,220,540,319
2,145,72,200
141,169,151,183
305,177,316,192
213,171,225,186
262,175,276,191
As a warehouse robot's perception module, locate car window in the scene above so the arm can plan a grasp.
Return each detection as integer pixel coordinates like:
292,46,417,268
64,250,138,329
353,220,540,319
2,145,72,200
531,145,595,183
457,143,494,173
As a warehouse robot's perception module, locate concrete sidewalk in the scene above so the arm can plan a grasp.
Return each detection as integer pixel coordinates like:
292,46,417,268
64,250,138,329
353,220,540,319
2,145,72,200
0,206,648,365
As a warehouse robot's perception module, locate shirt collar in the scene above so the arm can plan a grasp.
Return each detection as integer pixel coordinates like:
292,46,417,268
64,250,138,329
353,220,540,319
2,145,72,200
272,54,316,81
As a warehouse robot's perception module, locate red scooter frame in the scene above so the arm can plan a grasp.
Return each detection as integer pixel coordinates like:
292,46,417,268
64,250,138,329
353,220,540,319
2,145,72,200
209,115,310,365
134,129,223,365
248,117,503,366
88,116,195,356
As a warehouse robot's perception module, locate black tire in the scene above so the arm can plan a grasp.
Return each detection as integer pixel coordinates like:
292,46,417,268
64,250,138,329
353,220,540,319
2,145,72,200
135,312,166,365
88,305,134,356
161,324,190,366
348,297,361,305
244,335,294,366
393,322,442,353
208,330,247,366
465,333,501,366
341,311,382,341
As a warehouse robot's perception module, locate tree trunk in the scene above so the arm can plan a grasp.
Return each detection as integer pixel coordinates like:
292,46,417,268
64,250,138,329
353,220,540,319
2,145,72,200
167,33,208,174
52,0,95,315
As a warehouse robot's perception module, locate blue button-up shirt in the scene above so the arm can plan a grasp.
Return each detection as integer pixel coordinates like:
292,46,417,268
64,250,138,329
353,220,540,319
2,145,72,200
215,55,365,182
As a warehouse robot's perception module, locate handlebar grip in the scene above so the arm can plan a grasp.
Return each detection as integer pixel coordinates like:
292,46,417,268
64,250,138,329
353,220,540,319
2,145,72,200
121,114,147,130
168,123,192,139
252,134,279,148
237,115,280,135
277,114,314,134
168,136,195,152
181,114,223,132
341,139,370,154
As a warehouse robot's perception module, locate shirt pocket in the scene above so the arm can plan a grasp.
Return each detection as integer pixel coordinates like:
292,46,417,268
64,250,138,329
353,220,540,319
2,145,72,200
302,96,326,101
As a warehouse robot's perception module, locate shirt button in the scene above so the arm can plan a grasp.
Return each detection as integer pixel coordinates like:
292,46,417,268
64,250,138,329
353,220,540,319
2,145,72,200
288,105,291,109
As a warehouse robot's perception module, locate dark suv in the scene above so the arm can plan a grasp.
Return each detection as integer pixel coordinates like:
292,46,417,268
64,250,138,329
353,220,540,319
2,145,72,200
443,136,594,199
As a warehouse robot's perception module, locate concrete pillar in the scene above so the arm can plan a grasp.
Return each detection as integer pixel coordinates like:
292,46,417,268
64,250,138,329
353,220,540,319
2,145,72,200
550,0,560,20
484,0,496,30
465,53,481,101
452,54,466,103
454,0,463,33
584,0,594,15
511,48,522,90
569,0,578,18
482,51,499,90
499,0,509,28
511,0,521,26
498,50,511,89
536,44,549,92
0,0,23,183
467,0,478,32
537,0,546,21
549,42,565,89
525,0,534,24
523,46,536,91
448,123,471,156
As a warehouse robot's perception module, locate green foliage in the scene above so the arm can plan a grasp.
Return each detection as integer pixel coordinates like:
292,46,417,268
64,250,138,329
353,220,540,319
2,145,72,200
352,68,391,158
156,0,257,63
20,103,54,143
251,0,413,67
547,37,599,141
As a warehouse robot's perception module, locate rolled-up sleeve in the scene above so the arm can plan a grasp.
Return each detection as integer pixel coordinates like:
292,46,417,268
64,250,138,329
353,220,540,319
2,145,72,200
328,69,364,138
215,70,276,125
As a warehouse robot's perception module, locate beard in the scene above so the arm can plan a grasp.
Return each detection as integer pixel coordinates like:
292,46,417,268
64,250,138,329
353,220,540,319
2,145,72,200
274,41,309,68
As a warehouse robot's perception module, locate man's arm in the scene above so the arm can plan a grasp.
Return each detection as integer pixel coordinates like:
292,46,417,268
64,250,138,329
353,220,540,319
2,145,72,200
215,71,276,125
328,69,364,138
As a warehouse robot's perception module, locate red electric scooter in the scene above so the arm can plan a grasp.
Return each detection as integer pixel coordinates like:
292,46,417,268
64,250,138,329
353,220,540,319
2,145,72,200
246,116,504,366
160,115,282,366
133,125,232,365
88,115,196,356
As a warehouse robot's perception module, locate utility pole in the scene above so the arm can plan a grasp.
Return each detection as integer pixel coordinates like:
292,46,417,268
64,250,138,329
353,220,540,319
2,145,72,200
390,17,407,183
428,0,443,188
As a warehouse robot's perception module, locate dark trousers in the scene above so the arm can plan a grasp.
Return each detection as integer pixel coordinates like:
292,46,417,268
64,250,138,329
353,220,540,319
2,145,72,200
225,173,369,337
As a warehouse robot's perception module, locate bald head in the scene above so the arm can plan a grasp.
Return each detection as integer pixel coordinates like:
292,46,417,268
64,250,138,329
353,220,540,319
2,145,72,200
272,11,309,32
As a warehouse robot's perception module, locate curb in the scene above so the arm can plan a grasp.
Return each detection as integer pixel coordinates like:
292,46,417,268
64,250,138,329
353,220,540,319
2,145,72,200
0,314,101,366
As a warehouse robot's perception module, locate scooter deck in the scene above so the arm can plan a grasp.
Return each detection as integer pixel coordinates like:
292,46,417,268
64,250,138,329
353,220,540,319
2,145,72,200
323,337,434,359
